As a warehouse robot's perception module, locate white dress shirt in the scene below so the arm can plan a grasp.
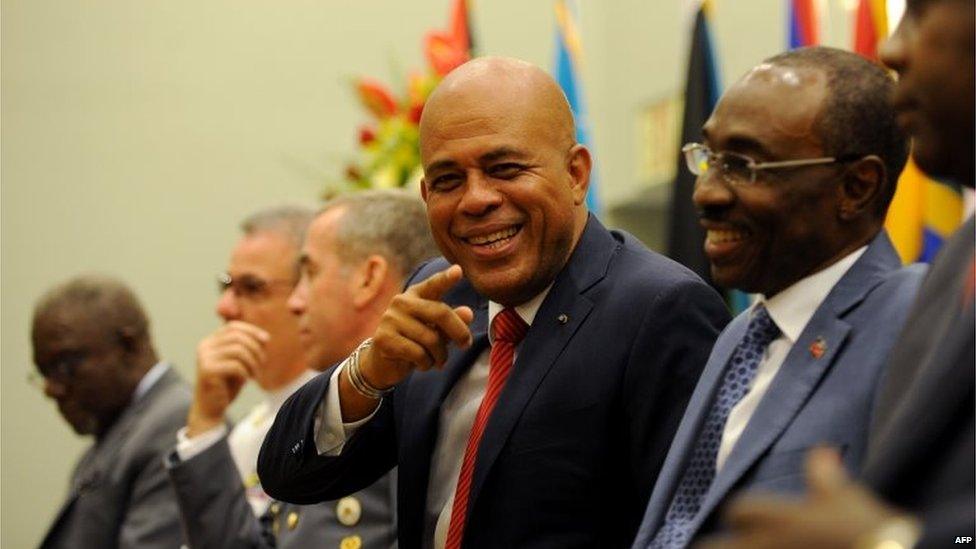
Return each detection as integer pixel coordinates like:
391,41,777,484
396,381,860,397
715,246,867,472
315,287,551,549
133,360,170,401
176,369,318,516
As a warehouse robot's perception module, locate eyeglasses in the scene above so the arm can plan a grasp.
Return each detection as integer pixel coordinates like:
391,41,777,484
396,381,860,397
28,351,87,390
682,143,863,184
217,272,295,299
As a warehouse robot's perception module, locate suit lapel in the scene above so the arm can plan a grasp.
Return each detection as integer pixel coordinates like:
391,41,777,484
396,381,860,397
465,216,615,514
634,319,748,540
690,233,901,533
398,289,489,541
41,368,178,547
693,316,852,528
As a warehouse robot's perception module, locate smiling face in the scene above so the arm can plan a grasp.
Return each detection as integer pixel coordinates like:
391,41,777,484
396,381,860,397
880,0,975,183
694,64,852,296
419,58,591,306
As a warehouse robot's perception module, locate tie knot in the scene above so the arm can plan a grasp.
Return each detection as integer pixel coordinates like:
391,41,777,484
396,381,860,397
492,308,529,344
745,305,780,347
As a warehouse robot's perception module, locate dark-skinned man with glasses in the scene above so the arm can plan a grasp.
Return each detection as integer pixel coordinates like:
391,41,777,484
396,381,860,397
694,2,975,547
630,46,927,549
32,275,191,548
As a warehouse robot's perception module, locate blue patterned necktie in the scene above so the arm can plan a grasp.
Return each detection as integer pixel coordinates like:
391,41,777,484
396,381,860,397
649,305,780,549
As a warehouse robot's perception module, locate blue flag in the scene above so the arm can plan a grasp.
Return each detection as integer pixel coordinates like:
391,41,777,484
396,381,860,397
554,0,600,214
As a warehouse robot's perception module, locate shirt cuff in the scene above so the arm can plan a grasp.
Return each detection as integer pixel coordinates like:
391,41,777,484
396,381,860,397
313,360,381,456
174,424,229,462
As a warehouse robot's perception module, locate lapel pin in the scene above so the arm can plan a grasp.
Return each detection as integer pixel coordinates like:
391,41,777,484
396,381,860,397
557,314,569,325
809,337,827,359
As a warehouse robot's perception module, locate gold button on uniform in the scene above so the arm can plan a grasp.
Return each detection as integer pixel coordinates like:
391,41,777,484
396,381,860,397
336,496,362,527
287,511,299,530
340,535,362,549
270,502,283,535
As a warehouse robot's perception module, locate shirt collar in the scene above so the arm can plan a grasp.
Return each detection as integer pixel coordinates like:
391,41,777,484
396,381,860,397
133,361,169,401
266,369,318,411
486,283,554,344
758,245,868,343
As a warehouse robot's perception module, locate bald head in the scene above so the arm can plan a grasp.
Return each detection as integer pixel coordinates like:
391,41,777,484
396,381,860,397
417,56,593,306
420,57,577,158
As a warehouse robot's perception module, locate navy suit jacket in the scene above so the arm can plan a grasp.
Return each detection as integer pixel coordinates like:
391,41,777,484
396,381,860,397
631,231,927,547
259,216,730,549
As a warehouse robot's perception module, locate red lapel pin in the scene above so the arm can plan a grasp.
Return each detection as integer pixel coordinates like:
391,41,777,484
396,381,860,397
809,337,827,359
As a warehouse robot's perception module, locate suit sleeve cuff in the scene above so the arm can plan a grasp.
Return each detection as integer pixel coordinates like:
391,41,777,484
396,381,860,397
313,360,380,456
174,424,229,462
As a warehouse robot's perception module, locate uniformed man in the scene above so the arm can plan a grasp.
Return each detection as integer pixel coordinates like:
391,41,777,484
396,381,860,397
168,191,438,547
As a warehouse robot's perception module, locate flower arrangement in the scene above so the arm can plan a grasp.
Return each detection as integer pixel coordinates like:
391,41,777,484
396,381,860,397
328,1,472,197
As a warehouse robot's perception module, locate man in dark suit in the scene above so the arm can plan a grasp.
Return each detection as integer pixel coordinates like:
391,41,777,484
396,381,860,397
258,56,731,549
696,2,975,548
630,46,925,549
32,275,191,549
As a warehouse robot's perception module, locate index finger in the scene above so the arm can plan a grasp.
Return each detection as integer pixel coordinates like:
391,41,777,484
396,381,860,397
223,320,270,343
722,493,801,529
407,264,463,301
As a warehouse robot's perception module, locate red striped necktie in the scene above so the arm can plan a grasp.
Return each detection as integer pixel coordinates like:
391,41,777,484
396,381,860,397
444,307,529,549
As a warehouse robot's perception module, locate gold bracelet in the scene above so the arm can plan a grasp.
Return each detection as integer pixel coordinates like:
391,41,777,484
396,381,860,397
854,515,921,549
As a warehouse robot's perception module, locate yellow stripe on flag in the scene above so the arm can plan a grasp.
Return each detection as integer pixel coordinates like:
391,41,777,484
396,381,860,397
925,178,963,238
885,157,926,263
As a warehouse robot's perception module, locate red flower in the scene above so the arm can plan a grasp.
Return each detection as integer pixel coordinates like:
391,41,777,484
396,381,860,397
424,31,470,77
358,125,377,146
355,78,398,119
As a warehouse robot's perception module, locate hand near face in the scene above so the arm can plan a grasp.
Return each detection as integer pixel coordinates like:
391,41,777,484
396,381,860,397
186,321,269,437
695,447,907,549
360,264,475,389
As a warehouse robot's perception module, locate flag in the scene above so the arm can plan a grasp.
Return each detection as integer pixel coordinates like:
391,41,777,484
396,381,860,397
853,0,886,58
789,0,819,48
554,0,601,214
666,1,747,309
883,160,964,263
850,0,964,263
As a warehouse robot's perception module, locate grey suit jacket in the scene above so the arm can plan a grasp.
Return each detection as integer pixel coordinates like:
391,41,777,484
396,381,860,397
631,231,927,547
167,434,397,549
40,367,192,549
863,216,975,548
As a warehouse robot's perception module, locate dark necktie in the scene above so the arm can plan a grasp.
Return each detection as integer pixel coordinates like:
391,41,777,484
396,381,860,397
649,305,780,549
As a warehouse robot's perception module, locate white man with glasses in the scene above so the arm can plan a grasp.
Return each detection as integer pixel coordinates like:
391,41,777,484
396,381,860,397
169,205,317,522
630,46,927,549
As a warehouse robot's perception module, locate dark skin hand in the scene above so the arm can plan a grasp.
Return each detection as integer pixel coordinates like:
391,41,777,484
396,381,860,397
695,447,908,549
339,264,474,422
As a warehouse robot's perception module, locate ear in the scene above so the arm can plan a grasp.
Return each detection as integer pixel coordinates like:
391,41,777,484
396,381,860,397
115,326,142,356
566,144,592,206
839,155,886,221
351,255,391,309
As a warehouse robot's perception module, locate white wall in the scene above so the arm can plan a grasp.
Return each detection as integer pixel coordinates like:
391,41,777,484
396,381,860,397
1,1,862,545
